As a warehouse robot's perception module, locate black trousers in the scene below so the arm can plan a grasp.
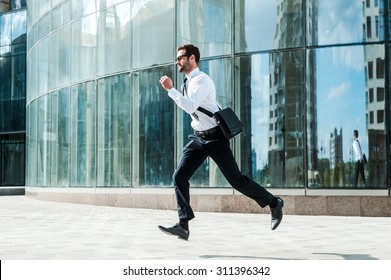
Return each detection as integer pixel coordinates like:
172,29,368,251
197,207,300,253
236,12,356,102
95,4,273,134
173,132,275,222
354,160,366,187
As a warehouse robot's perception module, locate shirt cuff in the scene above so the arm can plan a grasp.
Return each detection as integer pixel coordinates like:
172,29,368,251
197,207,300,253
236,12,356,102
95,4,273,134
168,88,181,99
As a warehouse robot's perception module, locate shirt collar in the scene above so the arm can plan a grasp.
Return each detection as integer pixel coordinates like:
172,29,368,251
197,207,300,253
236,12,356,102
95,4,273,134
186,68,200,80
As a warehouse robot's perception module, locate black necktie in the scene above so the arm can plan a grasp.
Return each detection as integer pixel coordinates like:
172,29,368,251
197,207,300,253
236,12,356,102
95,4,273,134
182,78,187,96
182,77,199,120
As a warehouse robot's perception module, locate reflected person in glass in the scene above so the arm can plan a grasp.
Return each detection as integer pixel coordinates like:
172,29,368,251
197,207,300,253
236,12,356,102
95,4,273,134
352,130,366,187
158,44,284,241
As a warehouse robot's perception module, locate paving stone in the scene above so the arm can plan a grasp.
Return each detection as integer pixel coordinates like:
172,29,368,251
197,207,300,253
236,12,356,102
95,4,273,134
0,196,390,260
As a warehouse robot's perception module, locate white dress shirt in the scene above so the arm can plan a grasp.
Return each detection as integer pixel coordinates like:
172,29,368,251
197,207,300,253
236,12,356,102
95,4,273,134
352,139,363,162
168,68,220,131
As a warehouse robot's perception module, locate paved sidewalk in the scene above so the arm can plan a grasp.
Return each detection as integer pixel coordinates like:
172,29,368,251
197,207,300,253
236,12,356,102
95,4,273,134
0,196,390,260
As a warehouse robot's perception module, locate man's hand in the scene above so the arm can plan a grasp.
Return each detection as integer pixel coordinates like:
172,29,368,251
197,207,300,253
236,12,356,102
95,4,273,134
159,75,173,91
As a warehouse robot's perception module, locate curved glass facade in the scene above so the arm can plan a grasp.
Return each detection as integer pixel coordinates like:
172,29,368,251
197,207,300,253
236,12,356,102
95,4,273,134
25,0,390,190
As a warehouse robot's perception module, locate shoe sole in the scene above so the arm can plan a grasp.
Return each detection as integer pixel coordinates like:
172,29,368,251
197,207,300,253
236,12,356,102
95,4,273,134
158,226,189,241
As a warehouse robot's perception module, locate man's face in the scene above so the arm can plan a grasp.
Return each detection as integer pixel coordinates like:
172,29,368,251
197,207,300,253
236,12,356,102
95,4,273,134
176,50,190,73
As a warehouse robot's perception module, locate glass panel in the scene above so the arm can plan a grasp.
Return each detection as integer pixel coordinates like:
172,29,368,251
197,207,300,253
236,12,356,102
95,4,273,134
70,14,97,83
235,0,303,53
51,25,70,89
27,44,38,103
38,0,50,17
98,0,125,9
71,0,98,20
0,13,11,46
37,95,52,186
177,0,232,57
0,99,24,132
11,0,27,9
312,0,365,46
235,0,274,52
11,9,26,43
132,0,174,68
177,58,232,187
51,91,59,186
236,52,305,188
0,134,25,186
63,0,71,26
97,1,131,76
70,81,96,187
38,36,49,95
26,0,38,29
27,23,38,51
12,54,26,100
131,67,174,187
51,2,65,31
38,11,51,40
0,54,11,102
97,75,131,187
26,100,38,186
51,88,70,187
52,0,64,7
0,100,10,132
364,44,387,188
308,45,387,188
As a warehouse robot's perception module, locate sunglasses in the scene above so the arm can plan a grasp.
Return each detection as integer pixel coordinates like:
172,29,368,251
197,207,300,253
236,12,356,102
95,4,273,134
176,54,191,62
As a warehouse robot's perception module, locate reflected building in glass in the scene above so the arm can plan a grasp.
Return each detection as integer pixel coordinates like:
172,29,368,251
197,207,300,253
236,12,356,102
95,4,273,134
268,0,314,187
363,0,387,187
329,127,343,185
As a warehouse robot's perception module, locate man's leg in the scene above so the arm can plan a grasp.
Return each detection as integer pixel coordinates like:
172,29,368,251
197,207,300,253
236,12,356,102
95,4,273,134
173,136,207,222
354,161,360,187
205,139,274,207
159,136,207,240
205,139,283,230
360,162,366,186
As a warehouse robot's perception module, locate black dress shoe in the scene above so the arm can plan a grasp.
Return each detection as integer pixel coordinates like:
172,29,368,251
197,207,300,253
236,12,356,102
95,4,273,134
158,223,190,240
270,197,284,230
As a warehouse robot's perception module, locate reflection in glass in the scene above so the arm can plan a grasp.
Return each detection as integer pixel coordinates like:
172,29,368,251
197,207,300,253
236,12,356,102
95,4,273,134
37,11,50,40
71,0,98,20
0,133,25,186
309,45,387,188
132,0,174,68
177,0,232,57
311,0,364,46
26,100,37,186
97,1,131,76
51,26,70,89
97,75,131,187
70,82,96,187
131,67,174,187
236,51,305,188
38,36,49,95
11,9,26,42
0,13,11,46
52,88,70,187
37,94,52,187
71,14,97,83
235,0,276,52
364,44,387,188
0,55,11,102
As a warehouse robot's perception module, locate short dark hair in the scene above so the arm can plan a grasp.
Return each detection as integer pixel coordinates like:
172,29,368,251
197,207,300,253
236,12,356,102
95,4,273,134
353,130,358,138
177,44,200,64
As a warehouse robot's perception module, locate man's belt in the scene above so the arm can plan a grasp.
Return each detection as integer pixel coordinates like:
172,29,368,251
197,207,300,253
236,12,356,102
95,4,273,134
195,127,219,138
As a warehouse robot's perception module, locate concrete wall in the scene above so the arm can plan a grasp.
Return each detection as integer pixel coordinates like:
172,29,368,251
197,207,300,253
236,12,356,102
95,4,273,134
24,187,391,217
